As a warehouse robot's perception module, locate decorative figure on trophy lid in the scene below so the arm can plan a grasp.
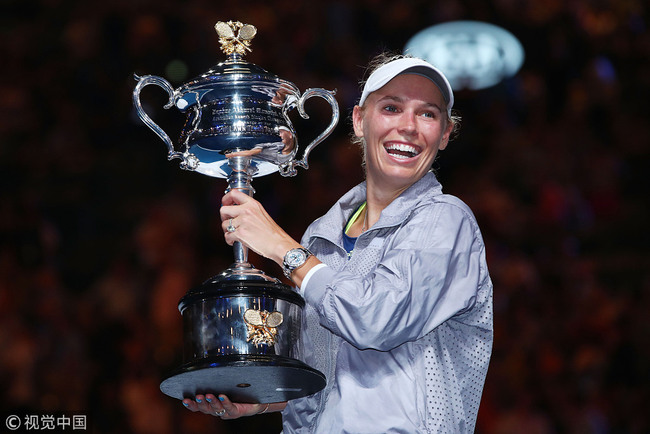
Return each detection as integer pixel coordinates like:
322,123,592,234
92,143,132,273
215,21,257,55
132,20,339,404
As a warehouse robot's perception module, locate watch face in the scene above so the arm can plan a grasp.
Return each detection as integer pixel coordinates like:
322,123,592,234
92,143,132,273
287,249,307,267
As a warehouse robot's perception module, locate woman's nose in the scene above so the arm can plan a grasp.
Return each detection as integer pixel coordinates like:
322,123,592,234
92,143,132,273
398,111,417,135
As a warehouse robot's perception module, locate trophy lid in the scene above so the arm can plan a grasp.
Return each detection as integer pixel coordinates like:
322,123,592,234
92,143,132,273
174,21,298,110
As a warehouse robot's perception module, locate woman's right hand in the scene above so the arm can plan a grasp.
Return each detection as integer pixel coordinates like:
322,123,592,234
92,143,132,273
182,394,266,420
220,189,299,265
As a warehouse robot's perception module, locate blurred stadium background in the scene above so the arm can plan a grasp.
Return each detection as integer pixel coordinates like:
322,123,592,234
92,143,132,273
2,1,649,432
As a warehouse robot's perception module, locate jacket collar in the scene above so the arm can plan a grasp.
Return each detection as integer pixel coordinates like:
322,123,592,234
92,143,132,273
306,172,443,244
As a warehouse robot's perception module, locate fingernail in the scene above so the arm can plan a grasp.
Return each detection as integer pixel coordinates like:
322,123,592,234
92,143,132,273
218,396,225,402
206,397,212,403
183,402,189,407
196,398,202,403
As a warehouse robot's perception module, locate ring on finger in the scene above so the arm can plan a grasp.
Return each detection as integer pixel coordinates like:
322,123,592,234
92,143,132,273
226,218,236,233
215,409,226,416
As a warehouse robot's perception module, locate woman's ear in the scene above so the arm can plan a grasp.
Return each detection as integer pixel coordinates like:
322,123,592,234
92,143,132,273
352,105,364,139
439,119,454,151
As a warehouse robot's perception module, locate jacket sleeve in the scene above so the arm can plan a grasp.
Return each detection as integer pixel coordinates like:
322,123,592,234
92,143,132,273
302,201,490,351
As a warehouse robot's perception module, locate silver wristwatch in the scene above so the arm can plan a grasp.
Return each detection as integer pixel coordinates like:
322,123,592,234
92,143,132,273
282,247,312,278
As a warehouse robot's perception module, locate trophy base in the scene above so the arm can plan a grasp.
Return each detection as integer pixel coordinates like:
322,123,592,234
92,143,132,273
160,354,326,403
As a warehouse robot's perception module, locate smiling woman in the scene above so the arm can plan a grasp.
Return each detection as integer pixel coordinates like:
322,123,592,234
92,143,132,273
353,72,454,210
351,54,462,167
185,53,493,434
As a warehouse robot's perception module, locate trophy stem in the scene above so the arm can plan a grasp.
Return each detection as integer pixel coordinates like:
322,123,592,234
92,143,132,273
214,156,279,283
225,156,255,266
225,155,256,196
233,241,248,264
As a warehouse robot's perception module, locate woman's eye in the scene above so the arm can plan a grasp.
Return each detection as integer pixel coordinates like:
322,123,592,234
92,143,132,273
421,111,436,119
383,105,399,113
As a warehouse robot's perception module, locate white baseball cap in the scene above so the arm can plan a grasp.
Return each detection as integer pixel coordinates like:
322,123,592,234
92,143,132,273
358,57,454,116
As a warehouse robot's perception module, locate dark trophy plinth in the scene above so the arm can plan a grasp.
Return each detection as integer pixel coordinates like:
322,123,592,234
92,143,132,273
133,21,338,403
159,280,324,403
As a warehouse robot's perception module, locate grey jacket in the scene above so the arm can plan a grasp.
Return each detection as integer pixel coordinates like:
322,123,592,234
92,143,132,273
282,172,493,433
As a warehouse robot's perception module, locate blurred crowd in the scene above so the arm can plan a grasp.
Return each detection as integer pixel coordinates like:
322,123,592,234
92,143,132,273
2,0,649,432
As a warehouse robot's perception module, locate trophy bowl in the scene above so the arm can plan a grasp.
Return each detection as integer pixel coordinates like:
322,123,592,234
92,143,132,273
133,21,337,403
133,21,338,179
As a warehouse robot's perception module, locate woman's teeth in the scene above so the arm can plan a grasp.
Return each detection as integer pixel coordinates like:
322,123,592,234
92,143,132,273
385,144,419,159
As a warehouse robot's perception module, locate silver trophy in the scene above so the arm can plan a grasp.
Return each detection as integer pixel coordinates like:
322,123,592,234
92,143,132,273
133,21,338,403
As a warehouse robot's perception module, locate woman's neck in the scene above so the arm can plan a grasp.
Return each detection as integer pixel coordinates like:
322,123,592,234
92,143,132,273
364,181,410,225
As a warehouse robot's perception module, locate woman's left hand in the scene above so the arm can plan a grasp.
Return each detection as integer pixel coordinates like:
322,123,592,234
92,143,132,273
220,189,299,265
182,394,269,419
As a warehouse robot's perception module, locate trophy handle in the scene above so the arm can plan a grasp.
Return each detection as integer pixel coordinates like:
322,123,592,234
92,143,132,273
279,88,339,177
133,74,196,168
